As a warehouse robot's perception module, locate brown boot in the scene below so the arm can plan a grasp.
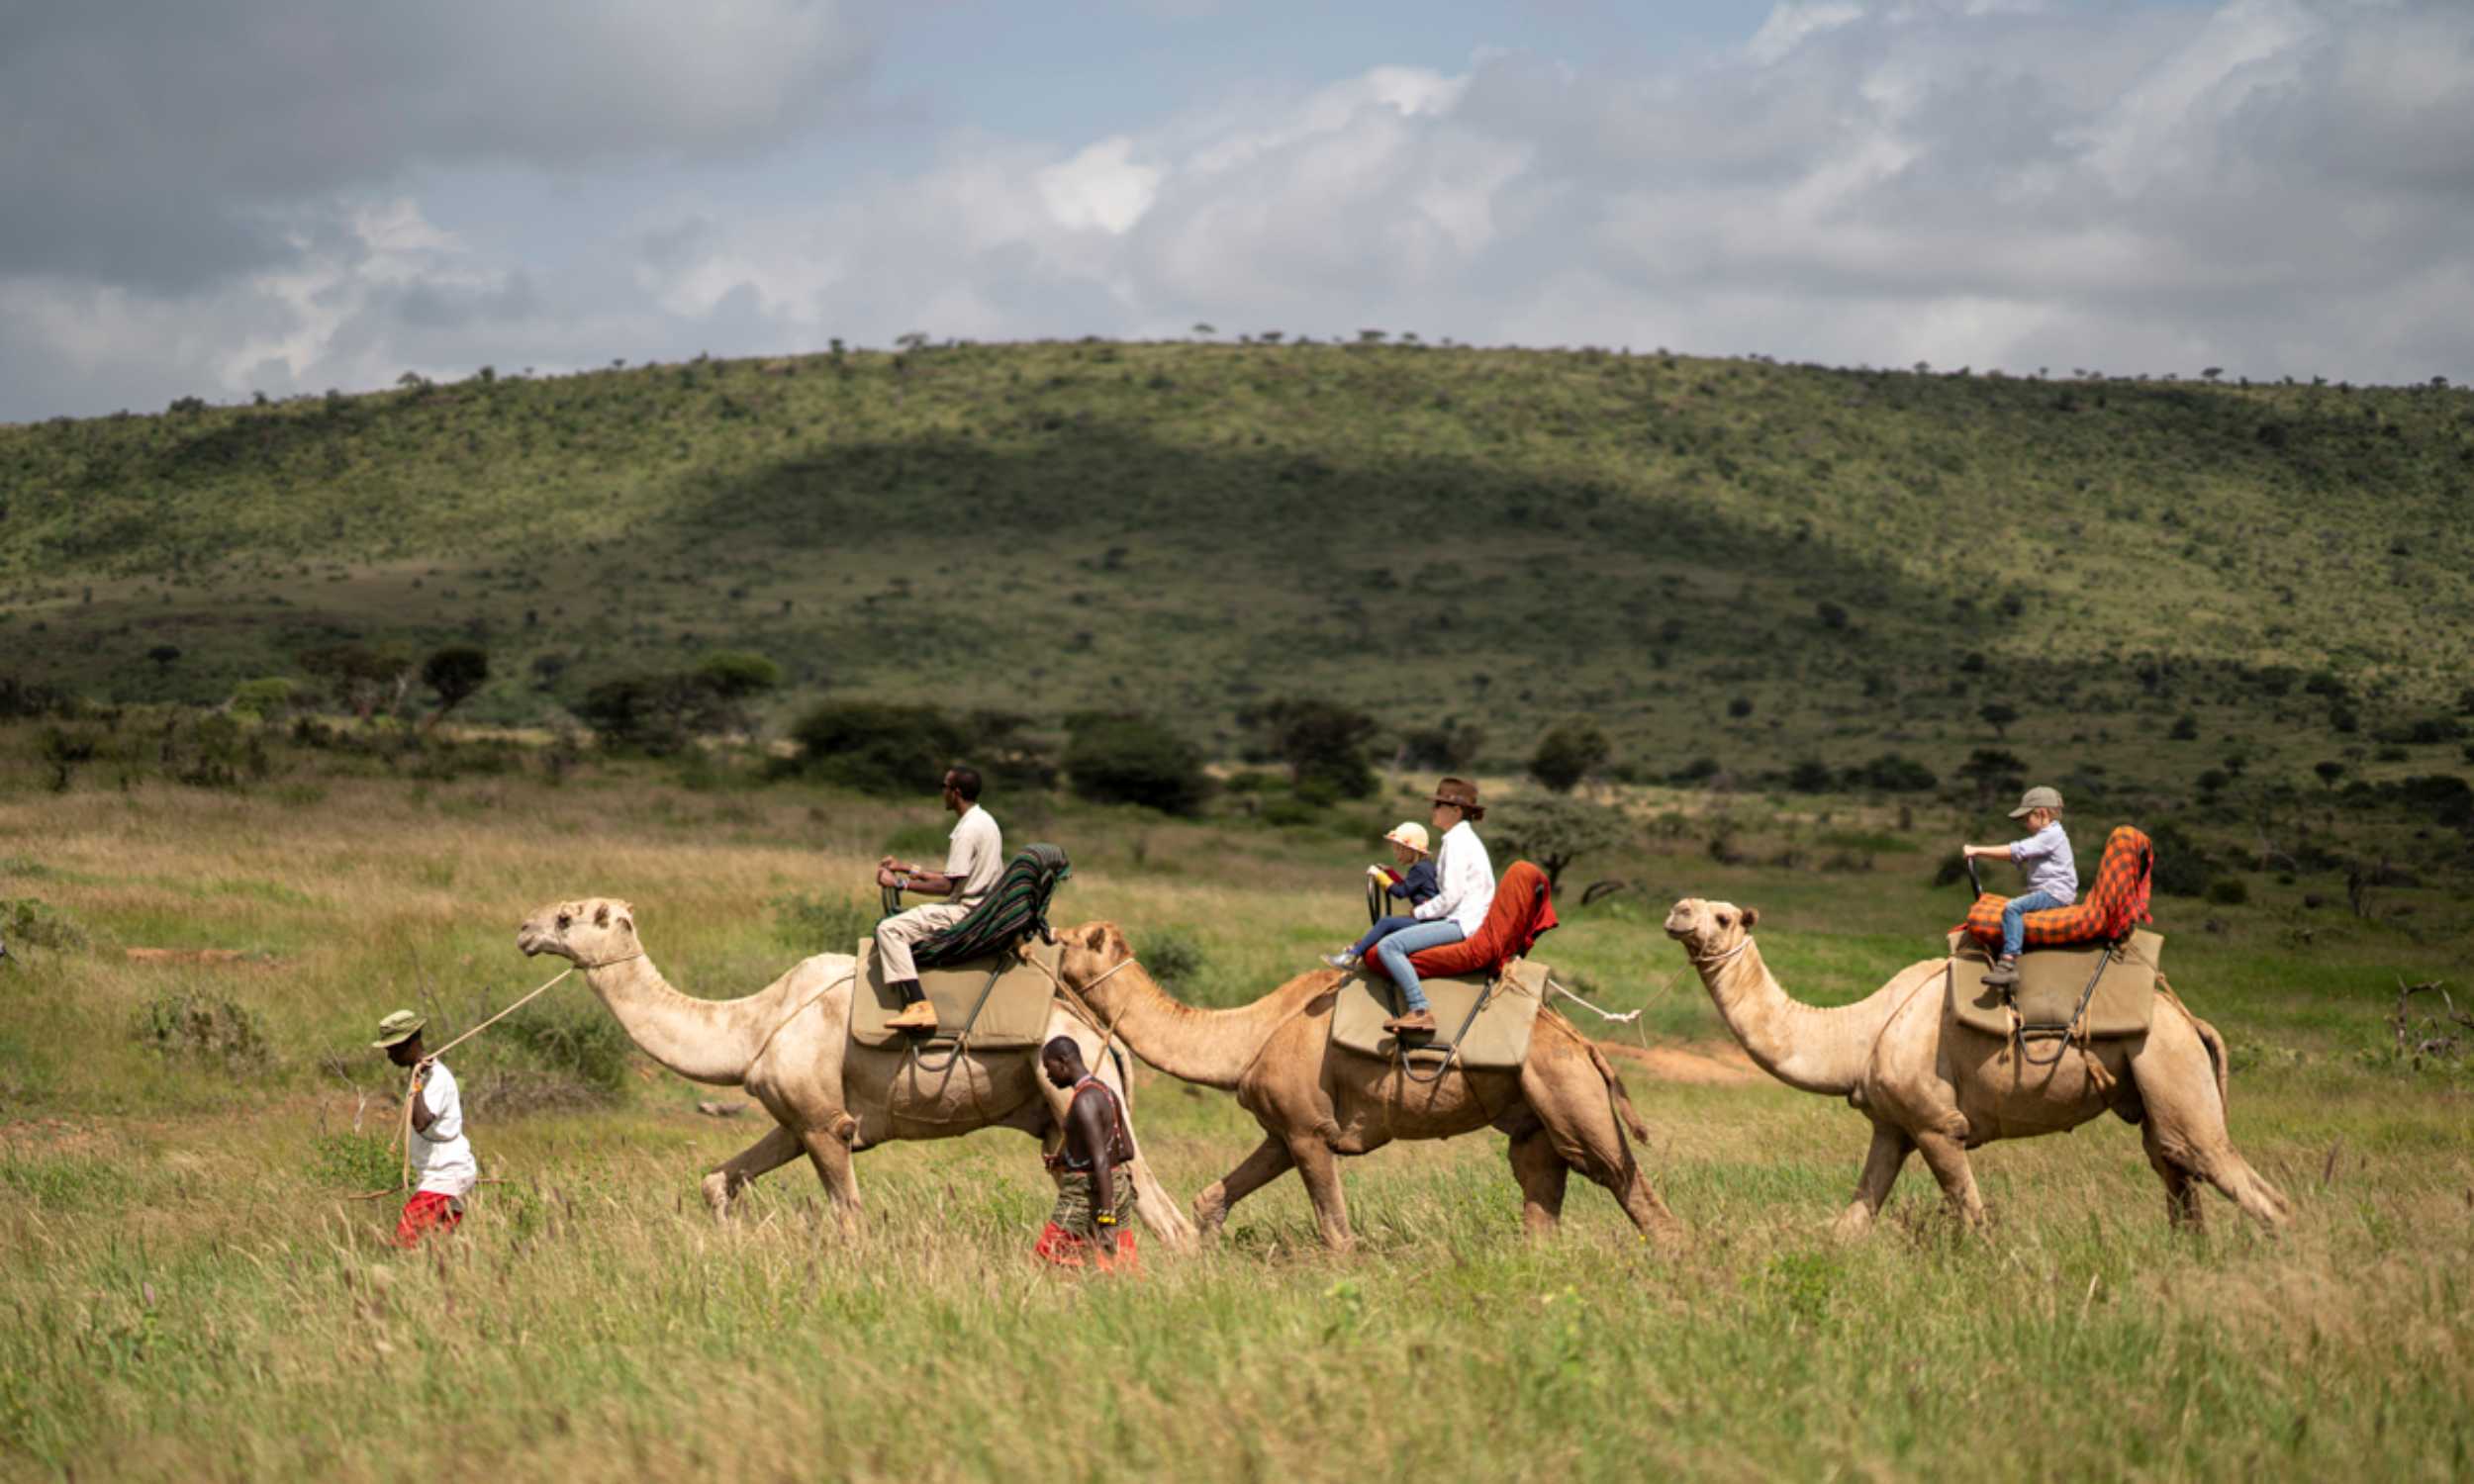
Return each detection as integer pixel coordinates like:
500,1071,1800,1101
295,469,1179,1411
885,998,939,1033
1980,956,2021,988
1383,1007,1437,1036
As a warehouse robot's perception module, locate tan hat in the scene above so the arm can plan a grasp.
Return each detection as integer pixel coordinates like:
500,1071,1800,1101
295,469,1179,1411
1382,821,1431,855
371,1009,425,1048
1430,777,1485,821
2007,786,2064,819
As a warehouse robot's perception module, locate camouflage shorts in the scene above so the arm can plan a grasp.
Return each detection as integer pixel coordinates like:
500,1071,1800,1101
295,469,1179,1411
1049,1168,1138,1241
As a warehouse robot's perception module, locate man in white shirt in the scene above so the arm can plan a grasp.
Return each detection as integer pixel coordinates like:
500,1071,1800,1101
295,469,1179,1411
1372,777,1496,1035
874,766,1005,1032
373,1009,479,1248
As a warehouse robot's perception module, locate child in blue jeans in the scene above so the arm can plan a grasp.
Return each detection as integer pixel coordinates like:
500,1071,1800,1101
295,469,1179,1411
1323,822,1438,971
1961,786,2077,987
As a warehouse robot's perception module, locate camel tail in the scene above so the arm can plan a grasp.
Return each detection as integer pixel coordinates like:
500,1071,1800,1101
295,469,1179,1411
1584,1039,1653,1145
2159,980,2231,1112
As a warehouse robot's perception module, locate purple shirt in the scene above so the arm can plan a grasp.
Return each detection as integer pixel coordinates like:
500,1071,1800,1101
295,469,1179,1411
2009,822,2078,902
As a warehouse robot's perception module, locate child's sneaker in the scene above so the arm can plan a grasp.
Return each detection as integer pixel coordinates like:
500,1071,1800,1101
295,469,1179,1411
1980,955,2021,988
1321,950,1360,971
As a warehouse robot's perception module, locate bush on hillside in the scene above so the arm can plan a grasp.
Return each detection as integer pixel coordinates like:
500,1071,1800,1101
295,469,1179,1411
2144,822,2221,897
788,701,976,795
1065,713,1207,815
695,650,783,702
1528,719,1610,793
1401,721,1484,772
1240,696,1379,799
421,645,489,726
1491,794,1628,891
0,897,89,953
573,674,732,756
229,677,297,720
1846,753,1937,792
130,990,271,1069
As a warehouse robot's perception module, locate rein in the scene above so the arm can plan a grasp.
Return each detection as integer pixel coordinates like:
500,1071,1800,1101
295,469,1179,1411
1038,952,1141,1073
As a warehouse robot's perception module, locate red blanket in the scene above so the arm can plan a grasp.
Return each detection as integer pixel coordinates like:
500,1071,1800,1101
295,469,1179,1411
1364,860,1559,982
1957,824,2154,951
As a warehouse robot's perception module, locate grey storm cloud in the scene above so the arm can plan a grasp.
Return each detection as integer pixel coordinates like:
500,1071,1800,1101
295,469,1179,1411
0,0,878,292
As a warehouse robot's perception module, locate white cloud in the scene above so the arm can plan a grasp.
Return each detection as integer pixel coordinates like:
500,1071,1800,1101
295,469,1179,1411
7,0,2474,418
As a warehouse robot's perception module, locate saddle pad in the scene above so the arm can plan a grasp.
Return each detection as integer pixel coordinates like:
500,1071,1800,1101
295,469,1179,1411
1328,959,1548,1069
849,939,1061,1050
1946,930,2161,1041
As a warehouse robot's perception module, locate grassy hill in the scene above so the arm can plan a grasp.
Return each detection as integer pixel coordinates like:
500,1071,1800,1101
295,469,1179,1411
3,341,2472,795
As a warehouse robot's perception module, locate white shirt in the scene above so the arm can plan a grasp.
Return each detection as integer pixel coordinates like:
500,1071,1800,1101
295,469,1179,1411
1414,820,1496,936
942,804,1004,910
409,1060,479,1197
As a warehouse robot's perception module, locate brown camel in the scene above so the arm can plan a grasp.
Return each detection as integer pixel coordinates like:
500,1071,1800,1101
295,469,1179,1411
515,898,1196,1249
1051,921,1678,1252
1662,897,2292,1235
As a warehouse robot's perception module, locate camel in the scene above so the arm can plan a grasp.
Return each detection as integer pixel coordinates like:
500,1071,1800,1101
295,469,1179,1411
1050,920,1678,1251
515,897,1196,1249
1661,897,2292,1235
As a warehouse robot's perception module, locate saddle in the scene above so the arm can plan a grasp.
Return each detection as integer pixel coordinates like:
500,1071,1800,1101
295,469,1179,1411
1329,959,1548,1070
849,938,1062,1051
1946,929,2161,1055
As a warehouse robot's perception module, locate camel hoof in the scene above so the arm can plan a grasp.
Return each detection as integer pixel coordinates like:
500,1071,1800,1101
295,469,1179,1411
701,1171,733,1221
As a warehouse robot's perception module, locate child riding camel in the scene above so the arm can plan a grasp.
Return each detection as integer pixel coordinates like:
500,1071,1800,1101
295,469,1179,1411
1322,821,1439,973
1961,786,2077,987
1371,779,1495,1036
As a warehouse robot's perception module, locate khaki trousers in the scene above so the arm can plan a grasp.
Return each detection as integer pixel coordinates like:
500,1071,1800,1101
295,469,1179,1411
872,901,972,984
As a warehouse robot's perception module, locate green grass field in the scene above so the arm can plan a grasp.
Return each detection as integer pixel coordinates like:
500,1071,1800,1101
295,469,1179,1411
4,725,2470,1481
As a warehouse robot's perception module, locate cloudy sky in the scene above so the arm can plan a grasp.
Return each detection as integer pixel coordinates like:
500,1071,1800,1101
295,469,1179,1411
3,0,2468,421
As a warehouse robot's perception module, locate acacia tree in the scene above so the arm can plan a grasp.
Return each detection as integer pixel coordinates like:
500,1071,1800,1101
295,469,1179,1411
1528,718,1610,793
1491,795,1628,892
420,646,489,733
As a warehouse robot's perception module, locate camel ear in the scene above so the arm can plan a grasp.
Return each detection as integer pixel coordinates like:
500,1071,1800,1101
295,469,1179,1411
594,902,611,928
1742,906,1760,930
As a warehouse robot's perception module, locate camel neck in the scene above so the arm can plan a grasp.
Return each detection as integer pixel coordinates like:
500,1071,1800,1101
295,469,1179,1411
582,952,794,1086
1695,941,1904,1097
1087,965,1285,1091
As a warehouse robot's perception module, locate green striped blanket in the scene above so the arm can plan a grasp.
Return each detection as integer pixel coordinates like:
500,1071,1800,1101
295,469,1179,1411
904,843,1074,969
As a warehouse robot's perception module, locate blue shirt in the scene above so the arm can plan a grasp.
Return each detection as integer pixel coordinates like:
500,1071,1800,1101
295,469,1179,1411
2009,822,2078,902
1386,862,1440,907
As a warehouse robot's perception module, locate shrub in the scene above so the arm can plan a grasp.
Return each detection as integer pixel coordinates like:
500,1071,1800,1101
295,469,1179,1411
574,673,731,756
1786,759,1834,792
308,1131,399,1191
1528,719,1610,793
1241,696,1378,799
2144,822,2220,897
1669,756,1722,785
788,701,972,794
2168,714,2199,741
2205,876,2250,905
1954,748,2027,803
695,650,782,701
1491,794,1628,890
130,990,271,1069
1848,753,1937,792
770,890,879,953
1066,714,1207,814
421,645,490,723
1138,929,1207,989
1402,722,1484,772
229,676,297,720
1727,696,1754,719
0,897,89,953
491,996,636,1097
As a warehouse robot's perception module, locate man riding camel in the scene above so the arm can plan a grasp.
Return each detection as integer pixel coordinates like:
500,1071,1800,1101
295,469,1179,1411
874,765,1002,1033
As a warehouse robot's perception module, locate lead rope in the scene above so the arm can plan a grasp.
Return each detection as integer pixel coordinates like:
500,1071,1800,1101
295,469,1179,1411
347,954,635,1203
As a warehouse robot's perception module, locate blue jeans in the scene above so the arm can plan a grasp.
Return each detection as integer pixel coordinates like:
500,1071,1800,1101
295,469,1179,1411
1999,891,2070,960
1351,915,1421,961
1374,920,1466,1012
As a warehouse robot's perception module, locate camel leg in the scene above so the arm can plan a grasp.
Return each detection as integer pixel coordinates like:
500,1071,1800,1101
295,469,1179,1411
797,1128,863,1232
2132,1011,2294,1229
2141,1117,2204,1231
1192,1135,1294,1242
1286,1135,1355,1252
1124,1157,1198,1252
1832,1124,1915,1240
1507,1129,1569,1237
1912,1131,1988,1228
701,1123,805,1221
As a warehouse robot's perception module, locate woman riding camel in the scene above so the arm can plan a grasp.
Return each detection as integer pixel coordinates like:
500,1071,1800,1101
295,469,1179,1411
1371,778,1495,1035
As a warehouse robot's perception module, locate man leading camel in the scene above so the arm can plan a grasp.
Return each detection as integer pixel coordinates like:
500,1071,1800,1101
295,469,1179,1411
874,765,1002,1032
1373,777,1494,1035
371,1010,477,1249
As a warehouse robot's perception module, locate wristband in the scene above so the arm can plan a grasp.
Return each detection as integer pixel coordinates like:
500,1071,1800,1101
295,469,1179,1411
1094,1211,1116,1226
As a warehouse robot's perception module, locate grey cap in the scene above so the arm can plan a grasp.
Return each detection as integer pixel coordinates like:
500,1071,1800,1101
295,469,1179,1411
371,1009,425,1048
2008,786,2064,819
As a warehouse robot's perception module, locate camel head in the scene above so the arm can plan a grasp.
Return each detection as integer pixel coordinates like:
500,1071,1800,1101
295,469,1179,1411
1054,920,1141,1007
1663,897,1760,964
517,897,642,967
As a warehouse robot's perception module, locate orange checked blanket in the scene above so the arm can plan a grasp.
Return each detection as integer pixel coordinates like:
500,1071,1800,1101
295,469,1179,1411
1957,824,2155,951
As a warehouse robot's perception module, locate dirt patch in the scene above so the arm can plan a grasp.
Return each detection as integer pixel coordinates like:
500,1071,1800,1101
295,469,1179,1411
123,948,275,967
1601,1041,1766,1086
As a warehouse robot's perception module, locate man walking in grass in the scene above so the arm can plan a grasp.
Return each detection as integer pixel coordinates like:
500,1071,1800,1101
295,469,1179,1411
1032,1036,1139,1274
372,1010,478,1249
872,765,1003,1033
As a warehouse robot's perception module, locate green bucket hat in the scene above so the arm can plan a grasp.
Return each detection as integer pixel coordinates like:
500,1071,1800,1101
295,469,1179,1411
2007,786,2064,819
371,1009,426,1048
